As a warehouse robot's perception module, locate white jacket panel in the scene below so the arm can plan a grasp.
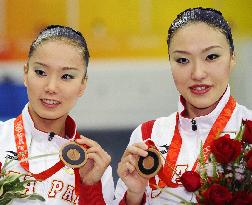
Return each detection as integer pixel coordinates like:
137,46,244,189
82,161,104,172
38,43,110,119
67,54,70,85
0,104,114,205
114,86,252,205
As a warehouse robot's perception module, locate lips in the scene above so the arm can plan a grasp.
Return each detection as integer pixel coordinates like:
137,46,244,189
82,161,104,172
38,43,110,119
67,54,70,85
41,98,61,108
189,84,211,95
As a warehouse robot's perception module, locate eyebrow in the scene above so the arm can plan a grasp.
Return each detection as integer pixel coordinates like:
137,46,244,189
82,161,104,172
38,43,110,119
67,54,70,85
33,62,48,67
202,45,223,52
172,45,223,55
33,62,80,71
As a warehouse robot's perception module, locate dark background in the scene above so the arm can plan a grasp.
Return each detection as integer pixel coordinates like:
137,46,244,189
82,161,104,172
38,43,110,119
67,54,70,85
82,129,133,182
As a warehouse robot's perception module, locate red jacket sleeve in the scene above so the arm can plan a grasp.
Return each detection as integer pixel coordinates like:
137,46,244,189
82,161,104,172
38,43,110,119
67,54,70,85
79,180,105,205
119,191,146,205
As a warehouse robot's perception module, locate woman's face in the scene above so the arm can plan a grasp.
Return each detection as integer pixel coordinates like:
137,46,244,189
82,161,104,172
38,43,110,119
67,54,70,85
24,40,86,121
169,22,235,116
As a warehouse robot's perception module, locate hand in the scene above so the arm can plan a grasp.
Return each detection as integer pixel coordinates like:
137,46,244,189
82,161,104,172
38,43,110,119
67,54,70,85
76,136,111,185
117,143,149,204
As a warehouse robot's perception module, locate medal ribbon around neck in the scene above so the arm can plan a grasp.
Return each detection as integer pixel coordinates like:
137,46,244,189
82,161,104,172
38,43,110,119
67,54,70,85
148,96,236,188
14,114,82,196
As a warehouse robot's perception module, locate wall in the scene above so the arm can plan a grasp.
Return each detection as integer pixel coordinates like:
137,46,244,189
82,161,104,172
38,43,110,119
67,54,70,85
1,0,252,60
1,51,252,179
1,45,252,129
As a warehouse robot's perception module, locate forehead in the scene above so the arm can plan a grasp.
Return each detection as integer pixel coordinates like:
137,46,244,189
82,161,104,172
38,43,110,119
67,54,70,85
169,22,229,50
29,40,85,69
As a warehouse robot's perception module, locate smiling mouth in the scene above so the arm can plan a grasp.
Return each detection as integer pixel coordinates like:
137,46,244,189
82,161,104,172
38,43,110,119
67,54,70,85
41,99,61,107
189,85,211,95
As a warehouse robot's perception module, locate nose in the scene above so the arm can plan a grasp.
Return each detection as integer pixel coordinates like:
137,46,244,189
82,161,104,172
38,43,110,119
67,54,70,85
45,77,58,94
191,60,207,81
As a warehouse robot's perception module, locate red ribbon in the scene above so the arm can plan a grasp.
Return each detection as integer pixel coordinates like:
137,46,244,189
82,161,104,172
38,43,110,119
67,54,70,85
144,96,236,189
14,114,82,196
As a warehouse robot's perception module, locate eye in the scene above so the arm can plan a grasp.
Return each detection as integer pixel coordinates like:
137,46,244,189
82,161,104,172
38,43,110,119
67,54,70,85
62,74,74,80
34,69,46,76
176,58,189,64
206,54,219,61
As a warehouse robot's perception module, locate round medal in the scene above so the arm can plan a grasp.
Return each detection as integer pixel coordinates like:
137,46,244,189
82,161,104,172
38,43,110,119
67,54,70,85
60,142,87,168
137,148,162,178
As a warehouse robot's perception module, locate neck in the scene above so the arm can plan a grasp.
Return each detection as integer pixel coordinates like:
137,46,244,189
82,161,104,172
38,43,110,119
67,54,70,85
186,100,219,119
28,106,66,137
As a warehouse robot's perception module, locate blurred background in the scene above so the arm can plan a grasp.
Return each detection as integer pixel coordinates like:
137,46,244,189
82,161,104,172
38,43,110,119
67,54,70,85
0,0,252,180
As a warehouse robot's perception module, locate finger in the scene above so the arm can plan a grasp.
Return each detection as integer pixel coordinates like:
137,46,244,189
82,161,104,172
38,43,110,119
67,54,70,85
125,162,135,174
86,146,104,154
133,142,148,150
87,152,110,168
86,146,111,162
80,158,94,172
76,136,100,148
117,161,136,177
123,144,148,158
121,154,138,167
119,155,139,173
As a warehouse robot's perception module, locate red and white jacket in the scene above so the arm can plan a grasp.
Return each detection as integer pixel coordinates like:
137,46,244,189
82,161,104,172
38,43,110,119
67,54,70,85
115,86,252,205
0,104,114,205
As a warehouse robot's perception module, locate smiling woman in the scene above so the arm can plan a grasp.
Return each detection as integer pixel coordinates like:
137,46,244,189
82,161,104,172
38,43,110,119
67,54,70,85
24,40,87,135
115,7,252,205
168,22,235,118
0,25,114,205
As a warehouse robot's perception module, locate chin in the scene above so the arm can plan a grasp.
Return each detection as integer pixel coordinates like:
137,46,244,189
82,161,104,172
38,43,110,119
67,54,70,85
191,99,218,110
40,115,59,120
37,112,63,120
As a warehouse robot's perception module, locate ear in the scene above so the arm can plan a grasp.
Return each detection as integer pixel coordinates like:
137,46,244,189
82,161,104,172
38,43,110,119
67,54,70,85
23,63,29,87
230,52,236,71
78,77,87,97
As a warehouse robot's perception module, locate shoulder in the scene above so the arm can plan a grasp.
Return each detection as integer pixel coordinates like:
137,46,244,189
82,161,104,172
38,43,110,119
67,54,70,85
129,112,177,144
0,118,15,136
0,118,15,161
234,103,252,121
238,104,252,120
153,112,177,128
225,103,252,133
142,112,177,133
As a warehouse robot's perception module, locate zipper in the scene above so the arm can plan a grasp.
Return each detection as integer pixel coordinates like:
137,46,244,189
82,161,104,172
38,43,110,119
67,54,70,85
191,118,200,160
48,132,55,141
191,118,197,131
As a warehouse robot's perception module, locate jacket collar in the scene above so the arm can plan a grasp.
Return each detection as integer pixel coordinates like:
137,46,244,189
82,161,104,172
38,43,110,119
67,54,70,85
21,104,78,148
178,85,231,132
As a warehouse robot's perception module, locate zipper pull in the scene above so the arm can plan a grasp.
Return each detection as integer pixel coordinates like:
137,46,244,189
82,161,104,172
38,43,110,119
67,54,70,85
191,118,197,131
48,132,55,141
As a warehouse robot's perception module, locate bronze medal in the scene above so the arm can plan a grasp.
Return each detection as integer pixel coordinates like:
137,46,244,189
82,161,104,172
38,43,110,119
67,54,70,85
137,148,162,178
60,142,87,168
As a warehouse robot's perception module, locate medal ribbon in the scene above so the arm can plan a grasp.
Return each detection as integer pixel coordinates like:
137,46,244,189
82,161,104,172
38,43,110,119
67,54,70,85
144,140,173,189
14,114,82,195
144,96,236,188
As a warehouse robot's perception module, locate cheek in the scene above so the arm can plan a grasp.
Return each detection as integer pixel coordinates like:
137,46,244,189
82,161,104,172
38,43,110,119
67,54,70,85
211,63,231,82
62,85,82,99
223,65,232,77
26,78,37,94
171,68,188,86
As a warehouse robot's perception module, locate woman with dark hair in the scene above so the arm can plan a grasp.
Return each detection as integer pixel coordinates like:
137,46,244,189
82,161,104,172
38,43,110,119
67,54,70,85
0,25,114,205
115,7,252,205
